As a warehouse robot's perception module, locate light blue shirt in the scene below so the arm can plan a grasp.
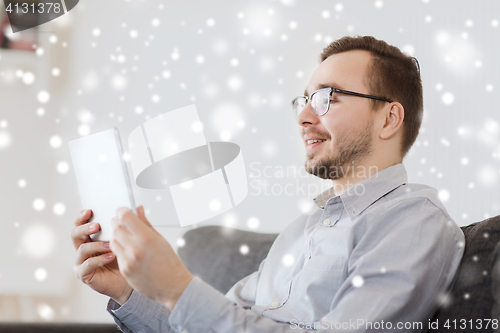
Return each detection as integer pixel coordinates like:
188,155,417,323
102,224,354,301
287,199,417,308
107,163,464,332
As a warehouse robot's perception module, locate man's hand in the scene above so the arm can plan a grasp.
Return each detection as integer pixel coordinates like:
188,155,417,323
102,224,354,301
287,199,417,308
71,209,133,306
110,206,194,311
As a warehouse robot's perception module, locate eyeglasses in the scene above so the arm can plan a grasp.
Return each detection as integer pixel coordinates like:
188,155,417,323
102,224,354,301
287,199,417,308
291,87,394,119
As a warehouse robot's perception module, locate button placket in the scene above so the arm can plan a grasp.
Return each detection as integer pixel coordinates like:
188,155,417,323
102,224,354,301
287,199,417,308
263,278,294,313
306,228,318,261
303,256,310,267
317,198,342,228
306,201,343,261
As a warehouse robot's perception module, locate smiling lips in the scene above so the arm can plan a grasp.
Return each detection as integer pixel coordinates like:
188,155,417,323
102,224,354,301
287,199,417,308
306,139,326,145
303,136,328,151
303,135,327,145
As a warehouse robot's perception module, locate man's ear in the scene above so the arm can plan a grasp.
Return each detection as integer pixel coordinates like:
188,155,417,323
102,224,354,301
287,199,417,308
379,102,404,140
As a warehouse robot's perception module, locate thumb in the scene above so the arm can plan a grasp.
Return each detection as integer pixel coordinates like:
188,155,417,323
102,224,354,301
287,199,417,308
136,206,153,228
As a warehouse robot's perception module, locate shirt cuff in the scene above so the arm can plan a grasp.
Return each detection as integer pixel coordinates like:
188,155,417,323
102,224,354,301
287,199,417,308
107,289,171,332
169,275,238,333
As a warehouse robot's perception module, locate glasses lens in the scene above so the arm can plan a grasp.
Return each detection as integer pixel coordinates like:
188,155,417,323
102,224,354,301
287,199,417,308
311,89,330,116
292,97,307,118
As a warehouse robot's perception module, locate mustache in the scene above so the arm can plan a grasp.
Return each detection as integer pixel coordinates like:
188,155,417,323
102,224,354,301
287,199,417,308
301,128,331,140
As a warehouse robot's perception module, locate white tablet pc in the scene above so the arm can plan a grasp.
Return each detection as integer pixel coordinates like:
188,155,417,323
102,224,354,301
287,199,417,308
68,128,137,242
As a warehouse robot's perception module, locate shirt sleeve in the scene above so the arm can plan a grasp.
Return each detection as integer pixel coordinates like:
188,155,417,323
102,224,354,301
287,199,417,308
169,275,316,333
106,247,268,332
107,289,177,333
168,197,464,333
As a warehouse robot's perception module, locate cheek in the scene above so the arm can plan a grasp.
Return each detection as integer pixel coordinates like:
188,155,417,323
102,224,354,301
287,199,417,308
319,117,339,138
322,121,342,144
327,124,356,150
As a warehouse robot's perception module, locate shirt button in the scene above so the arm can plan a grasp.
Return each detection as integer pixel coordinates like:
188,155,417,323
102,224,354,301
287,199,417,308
323,218,331,226
271,301,280,307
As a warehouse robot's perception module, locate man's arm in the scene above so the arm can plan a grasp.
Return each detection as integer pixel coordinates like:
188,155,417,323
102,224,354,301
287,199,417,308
109,197,463,332
106,258,267,332
107,290,177,333
107,255,268,332
107,205,272,333
166,197,464,333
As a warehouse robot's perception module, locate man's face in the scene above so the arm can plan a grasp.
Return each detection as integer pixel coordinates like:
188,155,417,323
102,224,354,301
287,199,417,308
298,50,376,180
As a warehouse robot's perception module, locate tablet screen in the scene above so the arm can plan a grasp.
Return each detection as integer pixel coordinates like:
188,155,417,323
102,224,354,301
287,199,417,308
69,128,137,241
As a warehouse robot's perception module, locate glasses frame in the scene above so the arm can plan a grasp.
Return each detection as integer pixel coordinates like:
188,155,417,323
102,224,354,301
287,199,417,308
292,87,399,120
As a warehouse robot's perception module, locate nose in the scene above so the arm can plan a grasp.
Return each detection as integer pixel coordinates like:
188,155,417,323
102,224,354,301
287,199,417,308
296,102,320,127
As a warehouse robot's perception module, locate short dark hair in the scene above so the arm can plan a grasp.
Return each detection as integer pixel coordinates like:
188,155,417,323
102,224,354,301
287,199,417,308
320,35,423,158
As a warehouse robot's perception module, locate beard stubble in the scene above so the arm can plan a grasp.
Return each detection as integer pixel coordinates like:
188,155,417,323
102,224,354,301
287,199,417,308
304,118,374,180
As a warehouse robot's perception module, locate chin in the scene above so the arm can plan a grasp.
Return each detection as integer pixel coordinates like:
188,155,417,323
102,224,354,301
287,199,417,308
304,160,325,179
304,155,318,169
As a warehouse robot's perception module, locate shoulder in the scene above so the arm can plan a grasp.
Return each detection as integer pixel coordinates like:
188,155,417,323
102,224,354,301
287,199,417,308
380,182,451,220
358,182,462,241
396,183,447,209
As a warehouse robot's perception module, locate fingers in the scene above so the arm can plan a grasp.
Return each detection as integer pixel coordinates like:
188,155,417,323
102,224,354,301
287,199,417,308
137,206,146,221
71,212,101,250
110,228,126,259
110,217,133,247
116,207,144,234
71,222,101,249
76,252,116,282
74,209,92,227
137,205,154,228
75,241,111,265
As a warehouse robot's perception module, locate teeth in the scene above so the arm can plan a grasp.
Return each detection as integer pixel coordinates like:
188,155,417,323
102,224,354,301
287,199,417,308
306,139,326,145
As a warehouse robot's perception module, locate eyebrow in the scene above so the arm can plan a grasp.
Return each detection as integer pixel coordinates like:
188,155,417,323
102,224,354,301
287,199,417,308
303,83,346,97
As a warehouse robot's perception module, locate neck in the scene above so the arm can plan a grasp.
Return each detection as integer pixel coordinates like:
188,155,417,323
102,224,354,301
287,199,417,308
331,155,402,196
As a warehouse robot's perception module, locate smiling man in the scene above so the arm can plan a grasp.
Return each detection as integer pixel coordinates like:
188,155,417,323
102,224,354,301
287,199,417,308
72,36,465,333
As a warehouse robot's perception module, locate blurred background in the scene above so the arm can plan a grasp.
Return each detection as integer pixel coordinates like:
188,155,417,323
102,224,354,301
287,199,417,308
0,0,498,323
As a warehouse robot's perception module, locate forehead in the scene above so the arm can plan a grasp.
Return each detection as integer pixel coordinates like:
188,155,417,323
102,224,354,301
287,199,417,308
304,50,372,96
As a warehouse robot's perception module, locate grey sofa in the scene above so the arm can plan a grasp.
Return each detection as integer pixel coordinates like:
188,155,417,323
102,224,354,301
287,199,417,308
2,216,499,332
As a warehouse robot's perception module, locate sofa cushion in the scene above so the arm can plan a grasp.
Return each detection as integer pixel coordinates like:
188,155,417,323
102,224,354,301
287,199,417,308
178,226,278,294
490,241,500,325
426,215,500,333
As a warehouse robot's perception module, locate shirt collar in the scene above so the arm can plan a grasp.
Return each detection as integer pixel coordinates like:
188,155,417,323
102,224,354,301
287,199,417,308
313,163,407,219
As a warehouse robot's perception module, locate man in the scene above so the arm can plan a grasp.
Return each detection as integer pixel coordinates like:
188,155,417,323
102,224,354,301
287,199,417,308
71,35,464,332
